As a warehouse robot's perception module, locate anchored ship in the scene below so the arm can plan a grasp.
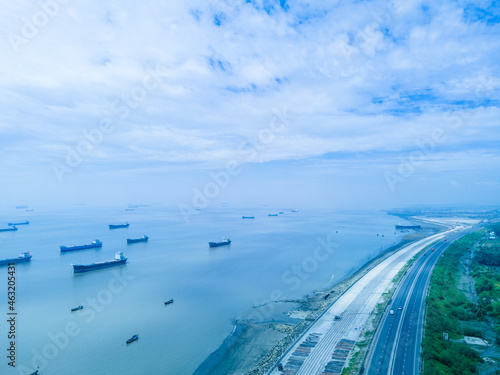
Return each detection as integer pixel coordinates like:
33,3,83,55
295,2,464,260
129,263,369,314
109,222,129,229
242,216,255,219
127,235,148,244
0,252,32,266
209,237,231,247
8,221,29,226
395,224,422,230
0,226,18,232
60,240,102,252
72,252,127,273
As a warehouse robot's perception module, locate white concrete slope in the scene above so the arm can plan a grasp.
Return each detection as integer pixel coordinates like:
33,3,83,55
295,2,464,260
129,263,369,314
268,228,462,375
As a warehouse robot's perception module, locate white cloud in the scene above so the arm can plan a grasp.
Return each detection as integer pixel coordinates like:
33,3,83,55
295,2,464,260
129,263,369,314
0,0,499,204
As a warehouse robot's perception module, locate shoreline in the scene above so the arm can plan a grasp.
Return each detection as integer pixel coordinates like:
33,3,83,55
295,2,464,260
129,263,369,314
195,220,448,375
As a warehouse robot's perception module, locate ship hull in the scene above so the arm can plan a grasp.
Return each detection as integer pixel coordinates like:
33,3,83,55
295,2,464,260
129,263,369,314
395,225,422,230
127,237,148,244
109,224,130,229
73,259,127,273
8,221,29,226
0,227,18,232
208,241,231,247
61,243,102,251
0,256,32,266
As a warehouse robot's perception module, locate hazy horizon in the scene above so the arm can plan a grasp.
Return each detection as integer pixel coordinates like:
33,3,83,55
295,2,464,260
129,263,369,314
2,1,499,211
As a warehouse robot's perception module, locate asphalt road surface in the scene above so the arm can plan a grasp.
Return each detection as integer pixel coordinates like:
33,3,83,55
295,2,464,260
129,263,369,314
364,226,480,375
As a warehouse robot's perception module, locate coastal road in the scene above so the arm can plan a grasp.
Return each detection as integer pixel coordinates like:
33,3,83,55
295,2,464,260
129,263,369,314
268,229,459,375
363,226,481,375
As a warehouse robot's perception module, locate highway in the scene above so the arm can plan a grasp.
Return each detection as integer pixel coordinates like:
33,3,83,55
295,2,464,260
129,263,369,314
363,226,480,375
268,230,452,375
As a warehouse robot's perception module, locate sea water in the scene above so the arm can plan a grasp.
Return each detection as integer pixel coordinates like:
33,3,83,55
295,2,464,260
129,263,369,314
0,205,414,375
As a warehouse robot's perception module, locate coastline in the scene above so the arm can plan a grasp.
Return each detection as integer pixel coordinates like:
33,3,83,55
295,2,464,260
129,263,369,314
195,220,446,375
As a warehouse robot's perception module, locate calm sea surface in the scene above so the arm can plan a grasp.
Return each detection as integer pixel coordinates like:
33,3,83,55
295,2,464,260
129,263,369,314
0,206,414,375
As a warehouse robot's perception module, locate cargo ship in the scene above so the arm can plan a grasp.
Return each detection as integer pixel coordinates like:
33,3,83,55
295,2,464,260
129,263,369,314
8,221,29,226
209,237,231,247
72,252,127,273
60,240,102,252
109,222,129,229
395,224,422,230
242,216,254,219
0,226,18,232
127,235,148,244
0,252,32,266
268,214,278,216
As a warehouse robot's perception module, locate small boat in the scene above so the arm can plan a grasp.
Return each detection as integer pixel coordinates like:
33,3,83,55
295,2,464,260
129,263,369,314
25,209,34,212
71,305,83,312
0,226,18,232
0,252,32,266
8,221,29,226
60,239,102,252
242,216,254,219
164,299,174,305
279,212,284,214
209,237,231,247
268,214,278,216
126,335,139,344
125,208,135,211
30,370,38,375
127,235,149,244
291,209,299,212
109,222,129,229
72,252,127,273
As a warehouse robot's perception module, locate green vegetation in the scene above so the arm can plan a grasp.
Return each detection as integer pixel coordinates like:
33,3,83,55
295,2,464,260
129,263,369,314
423,231,484,375
471,227,500,345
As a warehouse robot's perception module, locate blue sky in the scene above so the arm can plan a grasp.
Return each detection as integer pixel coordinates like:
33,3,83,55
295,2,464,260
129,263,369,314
1,0,499,209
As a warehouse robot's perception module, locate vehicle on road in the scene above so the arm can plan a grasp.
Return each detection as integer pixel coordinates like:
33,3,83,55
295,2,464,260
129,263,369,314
390,310,394,315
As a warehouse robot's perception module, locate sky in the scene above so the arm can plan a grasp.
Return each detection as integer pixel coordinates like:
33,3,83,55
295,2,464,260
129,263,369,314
1,0,499,211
